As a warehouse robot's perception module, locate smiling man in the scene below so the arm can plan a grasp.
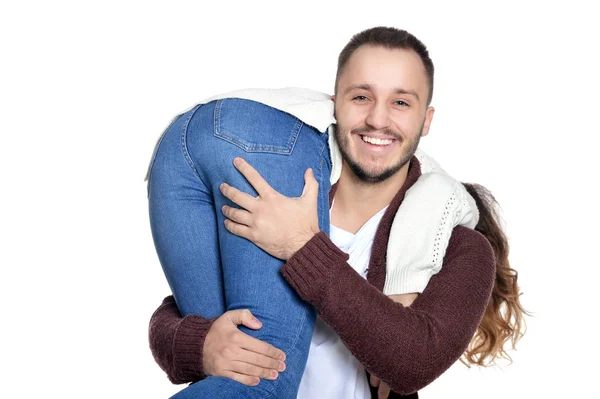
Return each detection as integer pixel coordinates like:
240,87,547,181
329,44,435,237
147,27,524,399
334,45,434,185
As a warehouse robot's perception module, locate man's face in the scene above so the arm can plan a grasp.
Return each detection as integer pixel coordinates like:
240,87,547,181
333,45,435,184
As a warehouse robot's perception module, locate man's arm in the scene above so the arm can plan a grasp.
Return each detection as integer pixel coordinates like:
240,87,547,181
149,298,287,385
281,226,495,396
219,158,496,395
149,296,216,384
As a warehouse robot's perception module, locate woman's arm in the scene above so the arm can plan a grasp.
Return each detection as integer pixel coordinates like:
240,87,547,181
280,226,495,395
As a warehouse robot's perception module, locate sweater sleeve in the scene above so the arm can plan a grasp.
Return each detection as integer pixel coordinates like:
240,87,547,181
148,296,217,384
280,226,495,395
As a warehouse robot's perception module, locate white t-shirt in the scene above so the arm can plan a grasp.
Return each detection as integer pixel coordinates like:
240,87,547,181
297,205,388,399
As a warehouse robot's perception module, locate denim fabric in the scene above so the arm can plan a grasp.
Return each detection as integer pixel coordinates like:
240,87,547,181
147,99,331,398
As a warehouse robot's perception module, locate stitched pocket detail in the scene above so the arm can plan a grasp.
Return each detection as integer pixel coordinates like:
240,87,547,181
214,98,302,154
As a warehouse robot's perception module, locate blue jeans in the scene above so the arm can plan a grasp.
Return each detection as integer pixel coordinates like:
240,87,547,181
147,99,331,398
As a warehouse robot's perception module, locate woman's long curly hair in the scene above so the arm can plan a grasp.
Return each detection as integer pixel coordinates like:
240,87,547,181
461,183,529,366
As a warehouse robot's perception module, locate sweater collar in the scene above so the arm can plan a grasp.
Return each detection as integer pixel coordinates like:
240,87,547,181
328,157,423,291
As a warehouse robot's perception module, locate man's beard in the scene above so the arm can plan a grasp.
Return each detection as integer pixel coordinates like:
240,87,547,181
334,123,422,184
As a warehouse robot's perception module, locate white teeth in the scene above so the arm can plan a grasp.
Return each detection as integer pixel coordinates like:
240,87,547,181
361,135,393,146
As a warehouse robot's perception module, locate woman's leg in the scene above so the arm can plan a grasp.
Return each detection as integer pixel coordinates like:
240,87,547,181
148,106,225,319
148,99,331,398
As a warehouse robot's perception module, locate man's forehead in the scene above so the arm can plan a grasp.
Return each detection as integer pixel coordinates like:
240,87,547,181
346,45,422,67
339,47,427,96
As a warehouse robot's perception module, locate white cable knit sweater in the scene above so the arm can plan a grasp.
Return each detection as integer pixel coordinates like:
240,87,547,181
148,88,479,295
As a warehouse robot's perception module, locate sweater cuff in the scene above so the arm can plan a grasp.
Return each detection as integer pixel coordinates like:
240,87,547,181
281,232,349,305
172,315,217,382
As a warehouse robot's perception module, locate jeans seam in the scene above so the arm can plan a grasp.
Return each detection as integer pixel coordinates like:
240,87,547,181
181,104,208,186
318,136,329,226
260,306,309,399
145,114,182,184
288,120,302,155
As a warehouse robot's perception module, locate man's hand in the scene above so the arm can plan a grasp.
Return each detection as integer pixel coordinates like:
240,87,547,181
220,157,320,260
370,374,391,399
203,309,287,386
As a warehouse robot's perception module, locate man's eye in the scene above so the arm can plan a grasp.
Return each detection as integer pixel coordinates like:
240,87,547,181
395,100,408,107
353,96,368,101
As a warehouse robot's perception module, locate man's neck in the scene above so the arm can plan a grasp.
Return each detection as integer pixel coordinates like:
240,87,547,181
331,162,410,234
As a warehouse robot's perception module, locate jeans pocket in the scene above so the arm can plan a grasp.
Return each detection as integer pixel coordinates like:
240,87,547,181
214,98,302,154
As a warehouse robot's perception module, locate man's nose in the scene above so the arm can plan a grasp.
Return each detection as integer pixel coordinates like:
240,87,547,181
365,102,391,130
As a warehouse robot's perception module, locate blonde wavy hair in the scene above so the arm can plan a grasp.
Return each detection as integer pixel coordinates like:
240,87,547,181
462,183,529,366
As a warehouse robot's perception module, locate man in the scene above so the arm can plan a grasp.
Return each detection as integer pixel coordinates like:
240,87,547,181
149,27,518,398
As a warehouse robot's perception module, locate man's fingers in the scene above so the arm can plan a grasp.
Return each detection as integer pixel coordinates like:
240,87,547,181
233,158,274,197
370,374,381,387
220,371,260,387
301,168,319,198
220,183,257,211
230,360,279,380
240,333,286,362
371,375,391,398
224,310,286,361
237,349,286,373
378,382,391,399
222,205,253,227
226,309,262,329
224,219,252,239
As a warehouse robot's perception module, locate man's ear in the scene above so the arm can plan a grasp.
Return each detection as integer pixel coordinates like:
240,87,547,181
420,106,435,137
331,95,336,118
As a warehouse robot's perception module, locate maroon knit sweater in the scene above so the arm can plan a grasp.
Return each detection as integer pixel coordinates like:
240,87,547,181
148,159,496,398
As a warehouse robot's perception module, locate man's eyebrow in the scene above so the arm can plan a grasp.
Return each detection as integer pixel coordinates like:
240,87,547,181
395,88,420,101
344,84,421,101
344,84,372,95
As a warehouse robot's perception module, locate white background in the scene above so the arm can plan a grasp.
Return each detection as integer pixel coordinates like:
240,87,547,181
1,1,598,398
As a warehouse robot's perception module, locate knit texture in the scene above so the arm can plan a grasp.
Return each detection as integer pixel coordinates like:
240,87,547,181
384,171,479,295
148,296,216,384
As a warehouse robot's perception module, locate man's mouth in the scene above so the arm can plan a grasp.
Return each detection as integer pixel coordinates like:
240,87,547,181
360,135,394,146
